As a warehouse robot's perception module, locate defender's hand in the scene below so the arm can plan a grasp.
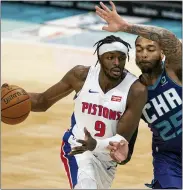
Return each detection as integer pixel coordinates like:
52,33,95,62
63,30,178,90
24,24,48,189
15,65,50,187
69,127,97,156
107,140,129,163
95,1,128,32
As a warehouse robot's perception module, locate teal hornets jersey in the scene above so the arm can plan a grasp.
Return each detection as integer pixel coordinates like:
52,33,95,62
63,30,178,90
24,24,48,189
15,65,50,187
141,65,182,154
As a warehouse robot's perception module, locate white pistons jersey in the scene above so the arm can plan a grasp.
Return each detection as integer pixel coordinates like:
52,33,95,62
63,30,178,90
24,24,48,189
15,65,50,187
71,64,138,141
61,64,138,188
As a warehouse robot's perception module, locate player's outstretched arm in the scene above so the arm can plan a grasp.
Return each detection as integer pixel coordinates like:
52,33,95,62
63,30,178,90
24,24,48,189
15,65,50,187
95,1,182,81
29,65,89,112
107,81,147,163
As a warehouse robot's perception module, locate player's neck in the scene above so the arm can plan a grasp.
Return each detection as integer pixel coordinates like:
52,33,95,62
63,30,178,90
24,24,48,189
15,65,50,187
141,67,163,86
99,71,126,93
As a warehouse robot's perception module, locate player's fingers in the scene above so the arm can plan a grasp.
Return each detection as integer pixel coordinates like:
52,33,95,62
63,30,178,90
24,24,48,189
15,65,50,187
110,151,125,163
95,5,104,13
99,2,111,12
109,141,119,146
110,151,121,162
116,152,126,162
69,150,85,156
71,145,87,152
95,10,102,17
96,11,107,21
95,6,108,17
119,142,125,146
107,144,117,151
84,127,91,137
77,139,86,145
102,26,110,31
108,141,118,150
119,140,128,146
109,1,116,11
1,83,9,88
109,141,114,146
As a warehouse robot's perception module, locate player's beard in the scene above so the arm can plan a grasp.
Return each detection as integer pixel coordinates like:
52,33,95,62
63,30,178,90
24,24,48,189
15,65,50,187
139,58,162,75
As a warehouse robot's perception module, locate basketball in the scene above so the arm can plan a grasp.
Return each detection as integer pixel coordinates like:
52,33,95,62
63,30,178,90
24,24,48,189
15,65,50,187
1,85,31,125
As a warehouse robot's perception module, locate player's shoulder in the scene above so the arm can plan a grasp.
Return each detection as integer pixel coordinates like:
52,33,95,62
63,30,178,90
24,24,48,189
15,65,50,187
130,79,148,98
72,65,91,82
127,80,147,107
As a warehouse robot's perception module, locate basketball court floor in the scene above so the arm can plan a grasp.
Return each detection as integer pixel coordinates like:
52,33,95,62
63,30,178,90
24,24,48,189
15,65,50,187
2,39,152,189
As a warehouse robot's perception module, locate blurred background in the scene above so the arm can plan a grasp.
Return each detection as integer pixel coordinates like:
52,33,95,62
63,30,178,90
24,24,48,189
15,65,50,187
2,1,182,46
1,1,182,189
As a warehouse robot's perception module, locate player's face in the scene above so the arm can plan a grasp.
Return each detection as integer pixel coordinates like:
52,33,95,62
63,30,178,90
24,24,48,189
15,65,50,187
135,37,163,74
99,51,126,80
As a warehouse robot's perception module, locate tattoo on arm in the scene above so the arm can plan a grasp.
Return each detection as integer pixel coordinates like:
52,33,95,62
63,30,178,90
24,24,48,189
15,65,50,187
127,24,182,65
127,24,182,80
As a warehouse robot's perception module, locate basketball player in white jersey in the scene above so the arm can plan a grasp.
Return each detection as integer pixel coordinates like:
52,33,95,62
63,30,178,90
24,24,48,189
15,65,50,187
2,35,147,189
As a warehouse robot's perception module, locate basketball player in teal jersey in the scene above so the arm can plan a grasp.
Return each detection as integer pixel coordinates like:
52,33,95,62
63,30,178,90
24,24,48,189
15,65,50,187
95,1,182,189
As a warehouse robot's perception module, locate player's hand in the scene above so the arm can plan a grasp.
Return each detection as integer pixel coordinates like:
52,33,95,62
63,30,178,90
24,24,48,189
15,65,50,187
69,127,97,156
1,83,9,88
107,140,129,163
95,1,128,32
1,84,20,91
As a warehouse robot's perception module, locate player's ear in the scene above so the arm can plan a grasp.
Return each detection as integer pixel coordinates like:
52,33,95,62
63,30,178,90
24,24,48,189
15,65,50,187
160,50,164,60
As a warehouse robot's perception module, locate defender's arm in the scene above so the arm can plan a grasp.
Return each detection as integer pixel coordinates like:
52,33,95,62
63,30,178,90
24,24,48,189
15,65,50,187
125,24,182,81
95,1,182,81
116,81,147,142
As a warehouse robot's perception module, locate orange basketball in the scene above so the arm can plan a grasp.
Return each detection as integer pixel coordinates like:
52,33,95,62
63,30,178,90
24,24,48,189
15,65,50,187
1,85,31,125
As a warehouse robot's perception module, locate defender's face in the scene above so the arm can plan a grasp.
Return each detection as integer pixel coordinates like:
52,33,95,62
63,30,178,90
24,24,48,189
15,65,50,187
99,51,126,80
135,37,163,74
